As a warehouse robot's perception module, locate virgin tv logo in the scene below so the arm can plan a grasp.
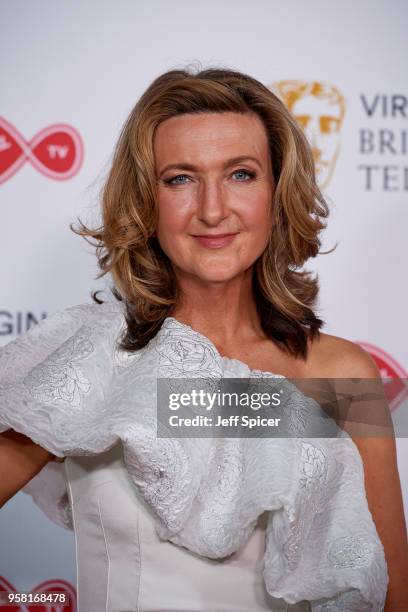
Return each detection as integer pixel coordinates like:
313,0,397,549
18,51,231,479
0,118,84,183
356,341,408,412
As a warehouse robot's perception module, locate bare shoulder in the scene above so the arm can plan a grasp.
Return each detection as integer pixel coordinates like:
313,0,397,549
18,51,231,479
308,331,381,379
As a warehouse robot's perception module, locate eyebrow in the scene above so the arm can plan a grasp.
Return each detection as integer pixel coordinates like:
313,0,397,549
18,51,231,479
158,155,262,176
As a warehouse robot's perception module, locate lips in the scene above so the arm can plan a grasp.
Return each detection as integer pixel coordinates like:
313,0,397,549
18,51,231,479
191,233,238,248
193,233,236,238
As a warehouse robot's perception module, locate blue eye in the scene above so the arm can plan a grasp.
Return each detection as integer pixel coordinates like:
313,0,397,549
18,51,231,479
165,174,190,185
233,169,255,181
164,169,256,185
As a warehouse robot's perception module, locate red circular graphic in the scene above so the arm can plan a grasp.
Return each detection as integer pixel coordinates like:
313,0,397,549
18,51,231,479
355,341,408,412
0,118,84,183
0,576,76,611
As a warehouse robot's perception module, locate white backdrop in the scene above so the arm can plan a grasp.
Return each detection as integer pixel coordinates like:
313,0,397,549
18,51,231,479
1,0,407,608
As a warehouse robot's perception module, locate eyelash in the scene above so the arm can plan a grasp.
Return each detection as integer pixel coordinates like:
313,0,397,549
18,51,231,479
164,168,256,186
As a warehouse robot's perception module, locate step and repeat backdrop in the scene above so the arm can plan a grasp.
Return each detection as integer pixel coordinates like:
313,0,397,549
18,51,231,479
1,0,407,608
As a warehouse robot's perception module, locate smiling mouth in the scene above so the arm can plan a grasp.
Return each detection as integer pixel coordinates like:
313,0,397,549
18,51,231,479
192,233,238,238
191,233,239,249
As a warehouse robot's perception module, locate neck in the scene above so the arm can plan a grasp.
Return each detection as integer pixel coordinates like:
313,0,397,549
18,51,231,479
168,268,266,350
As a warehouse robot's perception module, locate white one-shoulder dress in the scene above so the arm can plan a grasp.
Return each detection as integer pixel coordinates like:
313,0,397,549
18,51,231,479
0,301,388,611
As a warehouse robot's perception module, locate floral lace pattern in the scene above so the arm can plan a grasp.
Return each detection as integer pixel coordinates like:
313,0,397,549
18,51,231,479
327,535,375,569
23,325,94,408
282,442,328,571
0,302,388,611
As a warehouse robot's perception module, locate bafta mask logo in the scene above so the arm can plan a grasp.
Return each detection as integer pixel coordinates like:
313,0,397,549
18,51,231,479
270,81,346,189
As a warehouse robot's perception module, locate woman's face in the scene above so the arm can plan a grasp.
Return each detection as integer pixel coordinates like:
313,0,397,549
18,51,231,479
154,111,275,284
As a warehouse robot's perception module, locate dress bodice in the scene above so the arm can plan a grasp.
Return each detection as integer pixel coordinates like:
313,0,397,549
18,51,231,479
65,442,310,611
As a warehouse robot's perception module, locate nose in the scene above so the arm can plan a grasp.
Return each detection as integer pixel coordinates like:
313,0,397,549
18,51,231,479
305,117,318,148
306,118,322,163
196,179,229,226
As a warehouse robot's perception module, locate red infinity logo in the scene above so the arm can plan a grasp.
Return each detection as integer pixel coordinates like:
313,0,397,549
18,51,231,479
355,341,408,412
0,118,84,184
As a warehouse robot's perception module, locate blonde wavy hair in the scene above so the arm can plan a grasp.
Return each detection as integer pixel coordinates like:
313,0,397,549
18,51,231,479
71,65,333,359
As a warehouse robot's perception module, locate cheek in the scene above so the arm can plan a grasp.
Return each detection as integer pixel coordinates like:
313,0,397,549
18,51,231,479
234,189,272,235
156,192,192,236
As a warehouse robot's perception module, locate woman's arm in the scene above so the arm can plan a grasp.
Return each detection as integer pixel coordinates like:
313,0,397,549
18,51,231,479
0,429,63,508
331,341,408,611
352,433,408,610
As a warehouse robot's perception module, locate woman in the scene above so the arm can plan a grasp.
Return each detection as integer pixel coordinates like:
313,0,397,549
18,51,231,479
0,66,407,611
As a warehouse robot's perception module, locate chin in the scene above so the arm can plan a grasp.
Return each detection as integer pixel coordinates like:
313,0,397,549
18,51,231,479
187,265,248,284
